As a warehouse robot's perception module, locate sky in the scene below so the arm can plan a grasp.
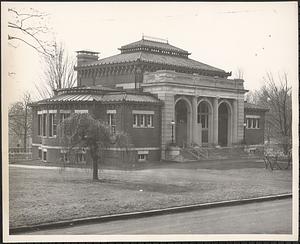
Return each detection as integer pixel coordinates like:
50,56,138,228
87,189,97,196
2,2,298,106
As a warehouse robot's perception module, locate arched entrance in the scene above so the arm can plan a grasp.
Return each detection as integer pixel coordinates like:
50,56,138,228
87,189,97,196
198,101,212,145
218,102,232,146
175,99,191,147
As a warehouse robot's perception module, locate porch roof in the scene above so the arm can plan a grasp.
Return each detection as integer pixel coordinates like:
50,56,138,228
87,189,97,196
30,86,161,106
244,102,269,111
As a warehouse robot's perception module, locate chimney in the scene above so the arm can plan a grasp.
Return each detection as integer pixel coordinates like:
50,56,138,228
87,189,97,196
76,50,99,66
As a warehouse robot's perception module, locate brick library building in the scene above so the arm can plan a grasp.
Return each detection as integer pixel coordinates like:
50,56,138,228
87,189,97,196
30,37,268,164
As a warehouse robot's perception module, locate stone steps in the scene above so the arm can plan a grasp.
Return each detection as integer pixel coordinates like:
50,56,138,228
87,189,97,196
179,146,256,162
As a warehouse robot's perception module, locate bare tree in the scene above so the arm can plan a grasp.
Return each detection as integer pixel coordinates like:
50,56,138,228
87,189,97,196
7,7,53,57
60,113,130,181
35,41,77,99
255,72,292,153
234,67,244,79
8,92,32,150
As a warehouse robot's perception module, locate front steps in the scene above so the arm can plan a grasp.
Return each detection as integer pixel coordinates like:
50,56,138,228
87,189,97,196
178,145,260,162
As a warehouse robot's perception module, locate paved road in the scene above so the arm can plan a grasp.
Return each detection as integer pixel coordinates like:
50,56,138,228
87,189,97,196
25,198,292,235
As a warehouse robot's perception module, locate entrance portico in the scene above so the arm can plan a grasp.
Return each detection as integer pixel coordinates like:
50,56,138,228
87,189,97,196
142,70,248,159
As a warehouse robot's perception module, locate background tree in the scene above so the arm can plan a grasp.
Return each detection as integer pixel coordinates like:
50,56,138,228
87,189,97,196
35,41,77,99
8,92,32,150
60,113,130,181
250,72,292,153
7,7,53,57
234,67,244,79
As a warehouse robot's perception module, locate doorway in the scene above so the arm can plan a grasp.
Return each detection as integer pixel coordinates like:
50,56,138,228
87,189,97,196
218,102,229,146
175,99,189,147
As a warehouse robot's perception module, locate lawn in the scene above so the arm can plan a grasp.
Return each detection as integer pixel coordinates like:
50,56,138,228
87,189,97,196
9,160,292,228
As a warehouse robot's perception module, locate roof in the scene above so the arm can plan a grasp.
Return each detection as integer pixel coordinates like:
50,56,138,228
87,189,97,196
31,87,161,105
119,39,190,55
56,85,117,94
78,51,226,74
244,102,269,111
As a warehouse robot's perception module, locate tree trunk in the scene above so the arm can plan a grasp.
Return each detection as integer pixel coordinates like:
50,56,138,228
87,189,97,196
24,105,28,151
92,159,98,180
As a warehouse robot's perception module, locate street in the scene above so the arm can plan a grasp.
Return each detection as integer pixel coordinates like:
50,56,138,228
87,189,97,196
24,198,292,235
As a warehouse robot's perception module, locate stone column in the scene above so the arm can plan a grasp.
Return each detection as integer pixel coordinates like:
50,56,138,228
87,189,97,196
192,96,199,145
232,99,238,144
213,97,219,145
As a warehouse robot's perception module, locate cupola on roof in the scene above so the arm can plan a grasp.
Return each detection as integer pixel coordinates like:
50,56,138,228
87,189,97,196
119,36,191,57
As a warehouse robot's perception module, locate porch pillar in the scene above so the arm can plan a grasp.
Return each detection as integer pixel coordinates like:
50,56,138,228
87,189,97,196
192,96,199,145
232,99,238,144
213,97,219,145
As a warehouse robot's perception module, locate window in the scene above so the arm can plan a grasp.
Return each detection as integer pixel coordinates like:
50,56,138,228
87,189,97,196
38,115,42,136
133,114,138,127
76,149,86,163
38,149,42,159
132,111,154,128
246,116,260,129
140,114,145,127
107,113,116,133
60,113,70,121
146,114,153,127
49,113,57,137
138,154,147,161
74,110,88,114
107,110,116,134
138,151,149,162
43,150,47,162
42,114,47,136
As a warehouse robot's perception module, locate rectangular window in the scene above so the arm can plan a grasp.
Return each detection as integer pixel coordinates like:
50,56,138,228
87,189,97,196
246,118,260,129
138,154,148,161
253,118,256,128
137,150,149,162
38,115,42,136
42,114,47,136
43,150,47,161
140,114,145,127
60,113,70,121
133,114,138,127
107,113,116,134
49,113,57,137
146,114,153,127
49,114,53,137
133,112,154,128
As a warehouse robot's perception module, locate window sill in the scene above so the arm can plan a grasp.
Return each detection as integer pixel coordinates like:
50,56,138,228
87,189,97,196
133,126,154,128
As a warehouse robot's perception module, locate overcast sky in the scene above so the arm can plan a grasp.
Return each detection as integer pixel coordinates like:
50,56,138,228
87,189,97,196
2,2,298,105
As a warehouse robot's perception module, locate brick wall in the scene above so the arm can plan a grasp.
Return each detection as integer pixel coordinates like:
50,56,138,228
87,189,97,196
30,101,161,162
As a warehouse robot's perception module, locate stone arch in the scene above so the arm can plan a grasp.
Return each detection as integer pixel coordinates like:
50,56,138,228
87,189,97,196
218,100,233,146
174,96,192,147
197,98,213,145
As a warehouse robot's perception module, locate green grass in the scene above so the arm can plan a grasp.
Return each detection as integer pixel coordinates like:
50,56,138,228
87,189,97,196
9,161,292,228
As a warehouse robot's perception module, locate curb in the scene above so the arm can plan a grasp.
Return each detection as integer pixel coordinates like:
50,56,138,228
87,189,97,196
10,193,292,234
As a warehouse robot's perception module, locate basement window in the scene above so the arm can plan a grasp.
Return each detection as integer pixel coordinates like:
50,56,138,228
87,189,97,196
137,150,149,162
42,150,47,162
